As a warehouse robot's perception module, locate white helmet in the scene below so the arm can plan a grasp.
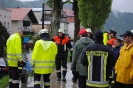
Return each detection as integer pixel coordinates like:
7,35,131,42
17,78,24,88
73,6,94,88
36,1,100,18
58,28,64,34
86,28,92,33
38,29,48,35
131,30,133,33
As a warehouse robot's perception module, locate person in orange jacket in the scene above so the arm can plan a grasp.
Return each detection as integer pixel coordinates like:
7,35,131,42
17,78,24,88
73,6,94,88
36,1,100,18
108,30,117,47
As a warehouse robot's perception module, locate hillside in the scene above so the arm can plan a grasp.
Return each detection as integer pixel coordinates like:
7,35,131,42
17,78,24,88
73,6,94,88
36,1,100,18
104,10,133,35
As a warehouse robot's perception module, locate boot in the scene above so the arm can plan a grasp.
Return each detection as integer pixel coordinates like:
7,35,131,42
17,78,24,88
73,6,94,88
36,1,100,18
62,76,66,82
57,72,61,81
62,70,67,82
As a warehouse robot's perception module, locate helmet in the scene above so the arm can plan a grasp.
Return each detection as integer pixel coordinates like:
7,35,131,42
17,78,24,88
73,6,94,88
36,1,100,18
58,28,64,34
86,28,92,33
38,29,48,35
131,30,133,33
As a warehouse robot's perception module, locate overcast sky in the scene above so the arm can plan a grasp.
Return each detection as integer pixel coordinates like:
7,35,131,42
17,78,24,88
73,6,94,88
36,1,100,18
19,0,133,13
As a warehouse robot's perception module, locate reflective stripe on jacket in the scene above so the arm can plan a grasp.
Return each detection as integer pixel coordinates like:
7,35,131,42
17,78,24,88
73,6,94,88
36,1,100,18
6,33,22,67
115,43,133,84
31,40,57,74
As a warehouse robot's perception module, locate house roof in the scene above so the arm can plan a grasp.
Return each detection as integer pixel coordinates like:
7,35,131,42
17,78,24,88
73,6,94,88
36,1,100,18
63,7,74,17
6,8,38,24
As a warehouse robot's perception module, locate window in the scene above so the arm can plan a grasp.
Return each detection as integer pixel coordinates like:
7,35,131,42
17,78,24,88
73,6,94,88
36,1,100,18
4,15,6,18
7,23,9,29
4,22,6,27
0,14,1,18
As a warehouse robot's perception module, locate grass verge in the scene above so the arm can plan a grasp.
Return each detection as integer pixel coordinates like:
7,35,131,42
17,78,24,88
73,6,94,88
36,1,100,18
0,75,9,88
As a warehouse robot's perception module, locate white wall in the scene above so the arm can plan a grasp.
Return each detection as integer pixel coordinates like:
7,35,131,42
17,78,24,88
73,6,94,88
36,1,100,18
60,22,68,35
68,23,74,40
0,9,11,34
11,15,32,34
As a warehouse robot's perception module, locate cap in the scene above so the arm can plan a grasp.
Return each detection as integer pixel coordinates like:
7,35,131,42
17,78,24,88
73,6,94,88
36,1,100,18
109,30,117,35
58,28,64,34
86,28,92,33
38,29,48,35
120,31,133,37
79,29,87,35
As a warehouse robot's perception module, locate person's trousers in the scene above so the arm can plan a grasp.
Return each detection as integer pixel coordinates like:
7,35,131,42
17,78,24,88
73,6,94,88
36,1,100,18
34,73,51,88
78,76,86,88
115,81,133,88
56,57,67,78
86,86,109,88
9,67,20,88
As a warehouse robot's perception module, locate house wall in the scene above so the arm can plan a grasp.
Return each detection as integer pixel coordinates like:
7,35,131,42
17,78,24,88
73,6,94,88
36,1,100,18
11,15,32,34
68,23,74,40
0,9,11,34
60,22,68,35
32,24,50,33
66,16,74,23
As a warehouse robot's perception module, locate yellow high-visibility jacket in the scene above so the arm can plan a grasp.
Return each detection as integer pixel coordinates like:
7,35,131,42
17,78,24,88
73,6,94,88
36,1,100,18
6,33,23,67
31,40,57,74
103,33,108,45
115,43,133,84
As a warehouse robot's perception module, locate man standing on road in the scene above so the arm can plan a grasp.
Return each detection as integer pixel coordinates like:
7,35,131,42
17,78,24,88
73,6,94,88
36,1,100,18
71,29,94,88
81,30,115,88
53,28,73,82
6,30,24,88
115,31,133,88
31,29,57,88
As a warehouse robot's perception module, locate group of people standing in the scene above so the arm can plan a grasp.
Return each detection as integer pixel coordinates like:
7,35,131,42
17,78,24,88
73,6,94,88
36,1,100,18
6,27,133,88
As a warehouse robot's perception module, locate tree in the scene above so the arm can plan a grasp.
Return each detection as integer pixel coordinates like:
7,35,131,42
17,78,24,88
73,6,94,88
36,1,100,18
0,22,10,43
47,0,62,36
73,0,80,43
78,0,112,32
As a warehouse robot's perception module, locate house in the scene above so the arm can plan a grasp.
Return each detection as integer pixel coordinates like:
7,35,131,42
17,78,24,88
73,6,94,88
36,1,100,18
6,7,38,34
0,9,11,33
32,5,52,33
63,7,74,40
32,5,69,35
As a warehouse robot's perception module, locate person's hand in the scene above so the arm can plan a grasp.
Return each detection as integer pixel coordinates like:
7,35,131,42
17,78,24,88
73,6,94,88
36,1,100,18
112,45,116,48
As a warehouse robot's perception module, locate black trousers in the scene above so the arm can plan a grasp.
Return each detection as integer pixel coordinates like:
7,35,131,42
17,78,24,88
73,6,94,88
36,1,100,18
9,67,20,88
115,81,133,88
86,86,109,88
78,76,86,88
34,73,51,88
56,57,67,78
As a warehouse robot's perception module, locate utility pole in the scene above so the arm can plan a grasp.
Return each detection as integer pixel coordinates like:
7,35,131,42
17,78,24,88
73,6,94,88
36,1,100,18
42,0,45,29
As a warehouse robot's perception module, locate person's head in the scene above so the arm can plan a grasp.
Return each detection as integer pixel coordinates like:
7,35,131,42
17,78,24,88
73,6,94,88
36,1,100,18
114,39,121,47
17,30,23,37
58,28,64,37
86,28,92,37
109,30,117,38
120,31,133,44
94,30,103,43
38,29,50,40
78,29,88,38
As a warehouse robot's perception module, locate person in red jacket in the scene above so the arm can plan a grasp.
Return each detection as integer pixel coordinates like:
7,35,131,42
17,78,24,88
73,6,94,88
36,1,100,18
53,28,73,82
108,30,117,47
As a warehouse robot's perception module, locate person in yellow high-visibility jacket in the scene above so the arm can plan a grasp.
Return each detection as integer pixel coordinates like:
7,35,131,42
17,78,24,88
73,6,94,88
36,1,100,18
6,30,23,88
31,29,57,88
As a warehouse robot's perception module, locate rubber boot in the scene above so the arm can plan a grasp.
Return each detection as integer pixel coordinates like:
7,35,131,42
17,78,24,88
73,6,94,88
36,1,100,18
62,70,67,82
57,72,61,81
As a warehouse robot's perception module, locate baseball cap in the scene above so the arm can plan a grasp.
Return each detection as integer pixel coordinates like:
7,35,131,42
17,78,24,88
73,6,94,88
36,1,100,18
109,30,117,35
120,31,133,37
86,28,92,33
78,29,87,35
